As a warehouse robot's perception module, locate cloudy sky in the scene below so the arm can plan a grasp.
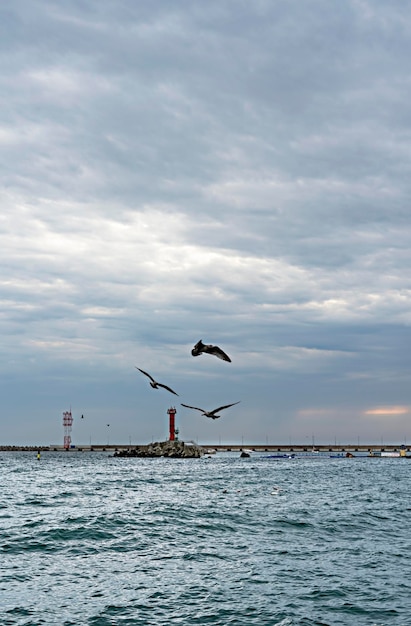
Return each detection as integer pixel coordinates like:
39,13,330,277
1,0,410,447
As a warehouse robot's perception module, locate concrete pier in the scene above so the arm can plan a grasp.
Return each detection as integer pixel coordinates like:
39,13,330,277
1,443,408,454
206,443,410,454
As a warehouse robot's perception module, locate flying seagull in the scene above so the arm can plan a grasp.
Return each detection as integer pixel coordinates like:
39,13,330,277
181,401,240,420
135,367,179,396
191,340,231,362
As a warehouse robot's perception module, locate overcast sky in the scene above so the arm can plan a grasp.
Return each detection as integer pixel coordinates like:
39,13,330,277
1,0,410,447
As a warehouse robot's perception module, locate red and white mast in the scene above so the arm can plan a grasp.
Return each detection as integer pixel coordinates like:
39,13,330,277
63,410,73,449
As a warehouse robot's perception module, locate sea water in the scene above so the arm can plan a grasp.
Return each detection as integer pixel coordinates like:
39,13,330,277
0,451,410,626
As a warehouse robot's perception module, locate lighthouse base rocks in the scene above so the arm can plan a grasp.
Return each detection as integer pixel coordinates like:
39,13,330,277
113,439,204,458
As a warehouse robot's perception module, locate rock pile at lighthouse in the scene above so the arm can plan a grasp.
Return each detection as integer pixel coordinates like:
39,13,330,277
113,439,204,458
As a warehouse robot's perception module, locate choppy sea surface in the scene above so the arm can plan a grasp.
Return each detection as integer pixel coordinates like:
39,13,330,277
1,451,410,626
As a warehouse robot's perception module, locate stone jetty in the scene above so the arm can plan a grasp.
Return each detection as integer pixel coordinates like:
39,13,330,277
113,439,204,458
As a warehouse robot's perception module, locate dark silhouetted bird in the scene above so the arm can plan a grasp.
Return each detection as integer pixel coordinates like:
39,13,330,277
135,367,179,396
191,340,231,362
181,401,240,419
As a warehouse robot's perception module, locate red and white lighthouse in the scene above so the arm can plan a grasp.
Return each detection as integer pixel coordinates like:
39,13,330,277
167,406,176,441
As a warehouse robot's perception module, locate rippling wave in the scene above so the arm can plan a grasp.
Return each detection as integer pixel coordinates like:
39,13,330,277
1,452,410,625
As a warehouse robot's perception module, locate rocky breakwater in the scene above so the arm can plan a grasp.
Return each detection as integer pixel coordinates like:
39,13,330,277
114,440,204,458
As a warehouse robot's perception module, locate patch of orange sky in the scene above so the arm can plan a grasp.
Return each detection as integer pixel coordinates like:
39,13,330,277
364,406,409,416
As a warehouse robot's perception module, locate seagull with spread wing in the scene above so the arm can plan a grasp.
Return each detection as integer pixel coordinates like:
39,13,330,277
135,367,179,396
191,340,231,362
181,401,240,419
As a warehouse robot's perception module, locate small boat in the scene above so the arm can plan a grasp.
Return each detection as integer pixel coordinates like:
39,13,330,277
240,449,252,458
